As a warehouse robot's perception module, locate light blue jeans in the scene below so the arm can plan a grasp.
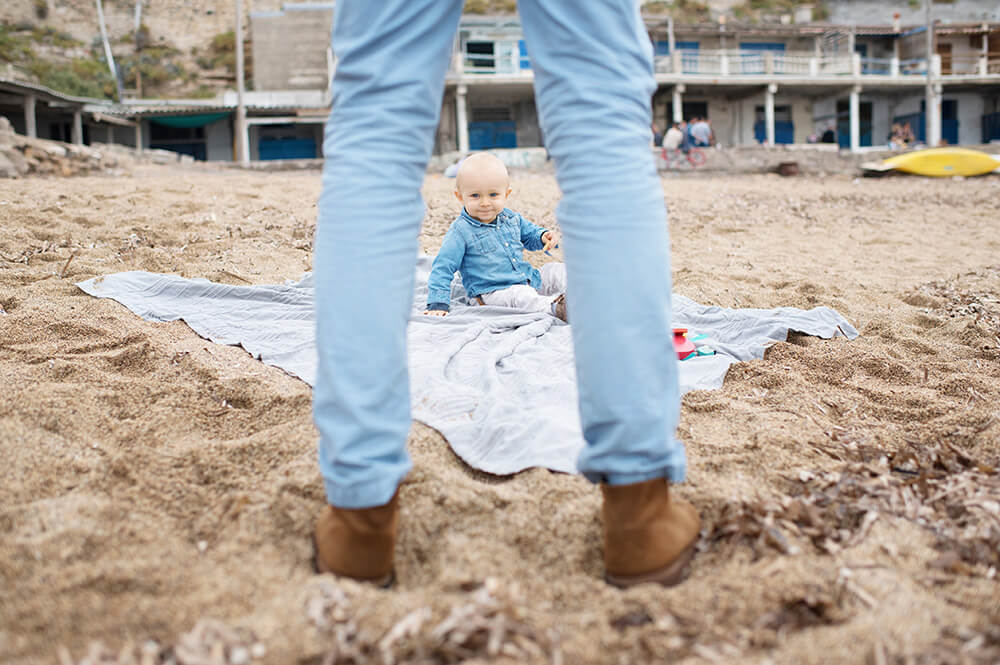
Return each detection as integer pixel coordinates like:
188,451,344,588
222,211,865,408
315,0,685,508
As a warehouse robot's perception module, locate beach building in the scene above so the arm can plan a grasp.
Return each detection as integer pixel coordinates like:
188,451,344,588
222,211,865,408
2,2,998,161
443,15,1000,153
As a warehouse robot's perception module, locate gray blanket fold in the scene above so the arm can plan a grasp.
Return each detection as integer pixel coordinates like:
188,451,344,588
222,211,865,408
78,257,858,476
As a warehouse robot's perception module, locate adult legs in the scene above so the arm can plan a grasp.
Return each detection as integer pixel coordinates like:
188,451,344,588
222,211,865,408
313,0,464,510
518,0,686,484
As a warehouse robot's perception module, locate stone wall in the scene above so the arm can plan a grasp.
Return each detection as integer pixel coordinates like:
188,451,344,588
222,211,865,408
428,142,1000,176
0,115,200,178
251,5,333,90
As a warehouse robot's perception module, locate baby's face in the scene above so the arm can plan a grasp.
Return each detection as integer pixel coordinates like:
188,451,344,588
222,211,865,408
454,169,511,223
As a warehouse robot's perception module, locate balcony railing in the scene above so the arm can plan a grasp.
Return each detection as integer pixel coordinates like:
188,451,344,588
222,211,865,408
454,47,1000,80
653,50,856,76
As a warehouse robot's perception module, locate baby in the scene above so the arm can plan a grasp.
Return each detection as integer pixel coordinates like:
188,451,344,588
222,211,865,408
424,153,567,321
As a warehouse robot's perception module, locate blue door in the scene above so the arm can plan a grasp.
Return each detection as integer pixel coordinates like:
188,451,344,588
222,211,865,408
754,104,794,144
983,111,1000,143
836,100,873,148
941,99,959,145
258,138,317,160
905,100,960,144
754,121,795,144
468,121,517,150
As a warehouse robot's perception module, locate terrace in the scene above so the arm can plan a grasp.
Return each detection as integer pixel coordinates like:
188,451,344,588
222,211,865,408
451,46,1000,82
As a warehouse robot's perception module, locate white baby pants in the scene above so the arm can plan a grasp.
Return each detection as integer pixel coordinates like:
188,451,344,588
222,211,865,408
478,262,567,313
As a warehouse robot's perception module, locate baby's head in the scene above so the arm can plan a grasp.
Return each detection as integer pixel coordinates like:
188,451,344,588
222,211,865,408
454,153,511,223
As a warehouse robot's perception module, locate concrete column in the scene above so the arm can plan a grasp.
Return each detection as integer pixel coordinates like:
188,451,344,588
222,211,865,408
979,26,989,76
927,84,942,147
456,84,469,153
672,84,684,123
764,83,776,146
134,119,143,154
326,46,336,89
849,85,861,153
720,52,729,76
891,57,900,77
238,114,250,164
851,52,862,77
926,54,941,147
235,0,249,166
809,57,819,77
71,110,83,145
24,95,37,138
667,17,676,55
764,52,774,76
672,50,682,74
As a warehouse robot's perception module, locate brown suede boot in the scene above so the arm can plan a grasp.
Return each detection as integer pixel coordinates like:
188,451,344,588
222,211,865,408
602,478,700,588
553,293,568,322
313,491,398,587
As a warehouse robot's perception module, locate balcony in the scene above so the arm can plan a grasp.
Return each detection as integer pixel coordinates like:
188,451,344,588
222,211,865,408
450,47,1000,83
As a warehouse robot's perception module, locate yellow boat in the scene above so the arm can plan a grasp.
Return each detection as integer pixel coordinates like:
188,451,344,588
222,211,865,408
861,147,1000,177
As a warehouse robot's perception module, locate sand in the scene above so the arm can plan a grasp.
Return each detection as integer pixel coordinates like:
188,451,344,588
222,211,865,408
1,166,998,665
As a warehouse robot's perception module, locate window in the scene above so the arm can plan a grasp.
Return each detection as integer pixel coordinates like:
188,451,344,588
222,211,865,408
466,41,495,69
149,124,205,141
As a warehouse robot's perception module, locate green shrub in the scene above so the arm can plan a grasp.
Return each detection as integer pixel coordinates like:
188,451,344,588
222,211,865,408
31,25,80,48
0,23,32,63
32,57,115,98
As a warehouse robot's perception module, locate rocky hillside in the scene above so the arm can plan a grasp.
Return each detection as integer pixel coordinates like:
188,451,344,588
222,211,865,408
0,0,281,100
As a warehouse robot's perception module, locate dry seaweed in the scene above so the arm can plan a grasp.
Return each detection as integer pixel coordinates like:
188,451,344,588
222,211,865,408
305,577,561,665
61,620,266,665
711,443,1000,571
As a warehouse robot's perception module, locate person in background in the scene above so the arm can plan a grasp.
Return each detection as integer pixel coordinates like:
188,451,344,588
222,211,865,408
679,119,692,154
663,122,684,153
312,0,700,590
901,122,915,146
690,116,712,147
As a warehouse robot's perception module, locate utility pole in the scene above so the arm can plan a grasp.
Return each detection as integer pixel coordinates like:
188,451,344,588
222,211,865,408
96,0,124,101
924,0,938,146
235,0,250,166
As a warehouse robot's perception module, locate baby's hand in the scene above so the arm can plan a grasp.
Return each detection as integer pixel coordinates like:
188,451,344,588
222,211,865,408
423,309,447,317
541,230,560,253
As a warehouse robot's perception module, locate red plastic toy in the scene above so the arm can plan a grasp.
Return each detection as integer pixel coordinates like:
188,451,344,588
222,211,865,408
672,328,696,360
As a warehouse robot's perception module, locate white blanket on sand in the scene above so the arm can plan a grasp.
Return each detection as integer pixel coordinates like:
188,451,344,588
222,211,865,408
77,257,859,476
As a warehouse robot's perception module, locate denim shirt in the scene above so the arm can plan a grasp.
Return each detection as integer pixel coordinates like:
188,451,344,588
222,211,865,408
426,208,548,311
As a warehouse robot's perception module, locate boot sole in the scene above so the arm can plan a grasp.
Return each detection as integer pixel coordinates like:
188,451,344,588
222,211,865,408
605,543,696,589
311,534,395,588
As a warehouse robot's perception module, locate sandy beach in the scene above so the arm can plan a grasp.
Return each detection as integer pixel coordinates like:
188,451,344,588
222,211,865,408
1,166,998,664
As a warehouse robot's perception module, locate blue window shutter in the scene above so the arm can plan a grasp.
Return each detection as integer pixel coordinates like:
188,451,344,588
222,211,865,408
654,40,671,56
518,40,530,69
739,42,786,51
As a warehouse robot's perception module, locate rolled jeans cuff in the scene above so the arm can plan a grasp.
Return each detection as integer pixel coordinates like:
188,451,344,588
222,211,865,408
323,474,405,509
584,464,687,487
